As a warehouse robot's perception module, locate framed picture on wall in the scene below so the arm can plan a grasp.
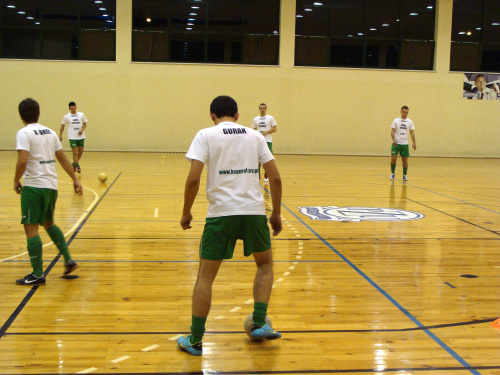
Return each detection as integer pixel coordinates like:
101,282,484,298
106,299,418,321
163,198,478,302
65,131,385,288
463,73,500,100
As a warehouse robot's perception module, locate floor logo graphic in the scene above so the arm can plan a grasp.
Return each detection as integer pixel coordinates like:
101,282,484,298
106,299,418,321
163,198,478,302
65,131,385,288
298,206,425,222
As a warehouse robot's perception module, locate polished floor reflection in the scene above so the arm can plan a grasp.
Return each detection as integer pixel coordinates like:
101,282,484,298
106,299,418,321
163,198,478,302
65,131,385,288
0,152,499,374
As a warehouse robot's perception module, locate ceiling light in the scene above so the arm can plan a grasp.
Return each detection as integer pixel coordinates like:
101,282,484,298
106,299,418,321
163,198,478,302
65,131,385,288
476,27,481,30
187,23,193,25
191,6,199,9
370,28,377,31
382,23,389,27
189,13,197,15
305,8,312,11
492,22,500,26
427,6,433,9
7,5,15,8
27,16,34,19
314,2,323,5
410,12,418,16
358,32,363,35
458,31,465,34
296,14,303,17
467,31,472,35
146,18,151,22
188,18,195,21
186,27,192,30
18,11,26,14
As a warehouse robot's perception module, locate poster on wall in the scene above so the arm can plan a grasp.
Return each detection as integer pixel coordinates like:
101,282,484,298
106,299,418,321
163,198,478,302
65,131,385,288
463,73,500,100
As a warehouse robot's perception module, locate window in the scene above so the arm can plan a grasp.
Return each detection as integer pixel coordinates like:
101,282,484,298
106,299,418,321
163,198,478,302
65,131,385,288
295,0,436,70
0,0,116,61
451,0,500,72
132,0,280,65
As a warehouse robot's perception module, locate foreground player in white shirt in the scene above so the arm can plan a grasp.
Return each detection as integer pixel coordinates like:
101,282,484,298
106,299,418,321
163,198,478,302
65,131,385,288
390,106,417,181
177,96,283,356
59,102,88,173
252,103,277,182
14,98,82,285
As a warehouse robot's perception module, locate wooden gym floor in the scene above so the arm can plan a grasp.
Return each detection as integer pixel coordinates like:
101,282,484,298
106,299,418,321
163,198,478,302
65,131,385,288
0,151,499,375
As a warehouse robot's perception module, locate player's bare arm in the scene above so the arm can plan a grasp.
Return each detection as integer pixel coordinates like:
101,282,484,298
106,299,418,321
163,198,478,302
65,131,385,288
13,150,29,194
410,129,416,150
391,128,397,145
262,125,278,136
262,159,282,236
79,122,87,136
59,124,65,141
181,159,204,230
55,149,83,195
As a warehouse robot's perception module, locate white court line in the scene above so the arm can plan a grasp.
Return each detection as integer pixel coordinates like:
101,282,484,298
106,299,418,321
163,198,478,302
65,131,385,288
289,266,295,270
283,272,290,276
244,299,254,304
169,334,183,341
154,208,159,218
142,344,159,352
76,368,98,374
110,356,130,364
230,307,241,313
276,278,284,282
0,183,99,263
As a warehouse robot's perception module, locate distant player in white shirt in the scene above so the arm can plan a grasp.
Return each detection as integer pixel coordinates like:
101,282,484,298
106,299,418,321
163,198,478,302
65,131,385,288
177,96,283,356
14,98,82,285
390,106,417,181
59,102,87,173
252,103,277,182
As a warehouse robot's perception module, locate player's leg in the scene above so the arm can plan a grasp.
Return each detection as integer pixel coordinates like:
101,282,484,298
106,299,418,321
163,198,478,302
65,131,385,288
390,144,398,179
264,142,273,182
76,140,84,173
43,212,78,275
402,156,409,180
70,140,79,172
243,215,281,340
17,187,45,284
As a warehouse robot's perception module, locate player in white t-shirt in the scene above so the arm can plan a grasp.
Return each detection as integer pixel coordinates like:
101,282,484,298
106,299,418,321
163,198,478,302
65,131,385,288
59,102,88,173
177,96,283,356
252,103,277,182
14,98,82,285
390,106,417,181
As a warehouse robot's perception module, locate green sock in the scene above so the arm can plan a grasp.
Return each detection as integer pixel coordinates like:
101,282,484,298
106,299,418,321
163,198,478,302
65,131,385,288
47,225,71,262
27,236,44,277
253,302,268,327
391,164,396,173
403,167,408,175
190,316,207,344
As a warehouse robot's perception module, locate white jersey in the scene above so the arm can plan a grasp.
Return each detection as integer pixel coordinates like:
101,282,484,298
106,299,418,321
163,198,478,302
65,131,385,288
252,115,277,142
62,112,87,140
391,117,415,145
16,123,62,190
186,121,274,218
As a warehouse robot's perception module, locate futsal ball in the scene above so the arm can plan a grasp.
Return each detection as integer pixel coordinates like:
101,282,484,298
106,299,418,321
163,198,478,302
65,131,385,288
244,313,272,340
98,173,108,183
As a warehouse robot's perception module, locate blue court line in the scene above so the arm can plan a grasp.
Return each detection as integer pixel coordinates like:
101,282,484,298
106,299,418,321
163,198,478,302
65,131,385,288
0,173,121,339
269,194,481,375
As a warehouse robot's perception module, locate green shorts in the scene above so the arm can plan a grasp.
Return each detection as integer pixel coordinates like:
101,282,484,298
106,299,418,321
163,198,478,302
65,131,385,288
267,142,273,154
200,215,271,260
20,186,58,225
70,139,85,148
391,144,410,157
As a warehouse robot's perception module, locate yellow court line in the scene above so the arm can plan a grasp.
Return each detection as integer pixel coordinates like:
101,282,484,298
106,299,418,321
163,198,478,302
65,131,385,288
0,182,99,262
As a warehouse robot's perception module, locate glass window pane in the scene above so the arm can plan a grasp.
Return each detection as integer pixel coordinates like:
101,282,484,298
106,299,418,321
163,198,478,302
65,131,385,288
401,11,434,40
296,1,329,36
81,0,115,29
400,40,434,69
207,33,243,63
42,29,78,59
243,34,278,64
295,35,328,66
330,37,364,67
452,13,481,43
484,0,500,13
452,0,480,14
80,30,115,60
170,0,206,32
331,7,364,37
482,44,500,71
2,27,40,58
133,0,169,30
208,0,241,33
170,32,204,62
243,0,279,34
42,0,78,28
482,13,500,43
3,0,40,27
132,30,168,61
402,0,436,11
366,9,399,38
366,39,399,68
450,42,480,71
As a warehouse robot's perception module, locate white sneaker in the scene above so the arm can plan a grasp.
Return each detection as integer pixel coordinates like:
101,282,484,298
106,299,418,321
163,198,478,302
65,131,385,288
390,173,395,180
403,175,408,181
264,177,269,182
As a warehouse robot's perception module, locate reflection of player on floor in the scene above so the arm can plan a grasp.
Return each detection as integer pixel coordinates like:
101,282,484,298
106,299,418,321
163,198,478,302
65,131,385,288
59,102,87,173
14,98,82,285
252,103,277,182
177,96,283,356
390,106,416,182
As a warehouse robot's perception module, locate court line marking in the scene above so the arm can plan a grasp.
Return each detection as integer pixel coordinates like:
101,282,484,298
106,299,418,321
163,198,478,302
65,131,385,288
75,368,97,374
270,191,480,375
0,173,122,340
110,356,130,363
141,344,159,352
0,182,99,262
154,208,159,218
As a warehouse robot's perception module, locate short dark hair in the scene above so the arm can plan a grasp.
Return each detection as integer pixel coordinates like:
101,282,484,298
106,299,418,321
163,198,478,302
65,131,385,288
69,101,76,107
210,96,238,118
475,74,485,81
19,98,40,124
401,105,409,111
260,103,267,107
